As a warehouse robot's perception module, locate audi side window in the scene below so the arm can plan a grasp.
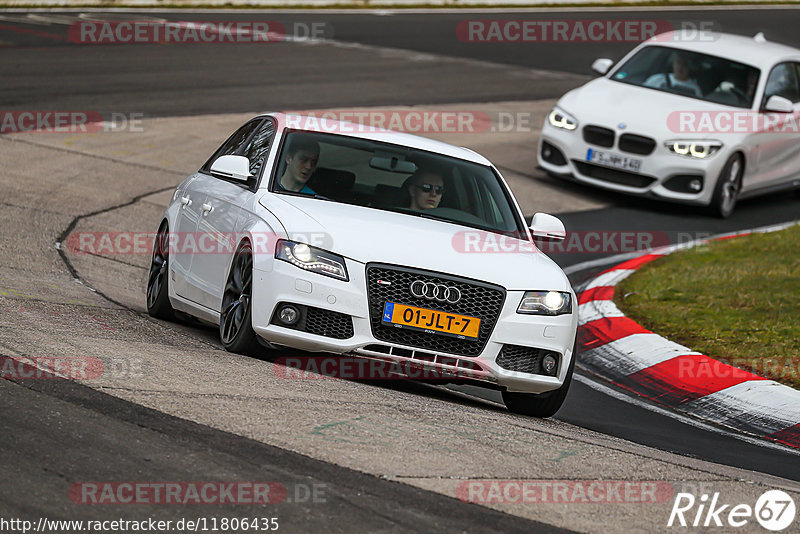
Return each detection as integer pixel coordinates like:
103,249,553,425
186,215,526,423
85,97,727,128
242,120,275,178
201,119,264,172
763,63,800,105
795,62,800,99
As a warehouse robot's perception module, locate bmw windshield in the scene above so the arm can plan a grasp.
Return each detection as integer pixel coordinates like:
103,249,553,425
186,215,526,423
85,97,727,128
610,45,760,108
270,130,527,237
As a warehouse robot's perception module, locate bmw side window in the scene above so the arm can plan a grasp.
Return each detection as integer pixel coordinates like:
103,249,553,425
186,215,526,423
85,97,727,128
201,119,263,173
242,120,275,179
763,63,800,106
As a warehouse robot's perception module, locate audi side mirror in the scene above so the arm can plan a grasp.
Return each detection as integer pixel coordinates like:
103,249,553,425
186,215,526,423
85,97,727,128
210,155,253,182
763,95,793,113
530,213,566,241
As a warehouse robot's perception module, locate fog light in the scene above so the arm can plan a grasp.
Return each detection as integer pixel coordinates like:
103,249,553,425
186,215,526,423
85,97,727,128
542,354,558,376
279,305,300,325
689,179,702,192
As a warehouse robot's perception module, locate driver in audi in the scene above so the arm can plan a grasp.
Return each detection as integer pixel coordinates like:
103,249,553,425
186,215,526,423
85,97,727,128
400,167,445,210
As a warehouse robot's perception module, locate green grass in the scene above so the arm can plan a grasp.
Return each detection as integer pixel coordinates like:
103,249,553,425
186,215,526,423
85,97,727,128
615,224,800,390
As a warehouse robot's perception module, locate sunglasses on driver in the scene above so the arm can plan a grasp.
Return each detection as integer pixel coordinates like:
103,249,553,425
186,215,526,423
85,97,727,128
417,183,445,195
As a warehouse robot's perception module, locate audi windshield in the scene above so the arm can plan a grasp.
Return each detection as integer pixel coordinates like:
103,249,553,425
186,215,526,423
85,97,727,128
270,131,527,236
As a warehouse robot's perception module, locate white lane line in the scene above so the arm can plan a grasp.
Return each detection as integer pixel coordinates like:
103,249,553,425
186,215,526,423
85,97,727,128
583,268,634,290
684,380,800,435
577,299,624,325
581,333,702,376
573,373,800,456
564,251,642,276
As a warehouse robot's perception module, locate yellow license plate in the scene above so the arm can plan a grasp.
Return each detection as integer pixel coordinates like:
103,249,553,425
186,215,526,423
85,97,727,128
381,302,480,340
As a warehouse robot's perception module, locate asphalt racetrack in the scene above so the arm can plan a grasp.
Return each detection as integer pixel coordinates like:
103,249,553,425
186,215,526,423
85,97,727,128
1,8,799,533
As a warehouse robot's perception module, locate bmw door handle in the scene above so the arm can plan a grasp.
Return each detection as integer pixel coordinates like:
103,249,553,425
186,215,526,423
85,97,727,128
180,196,192,207
201,203,214,215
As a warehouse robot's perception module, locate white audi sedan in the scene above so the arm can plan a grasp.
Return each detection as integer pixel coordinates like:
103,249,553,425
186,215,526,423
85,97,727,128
538,31,800,217
147,114,578,417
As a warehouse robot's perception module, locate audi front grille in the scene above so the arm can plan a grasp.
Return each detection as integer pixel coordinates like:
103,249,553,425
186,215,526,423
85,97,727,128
366,263,506,357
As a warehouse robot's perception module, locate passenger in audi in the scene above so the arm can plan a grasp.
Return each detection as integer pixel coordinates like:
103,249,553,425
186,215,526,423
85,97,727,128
400,167,445,210
279,137,320,194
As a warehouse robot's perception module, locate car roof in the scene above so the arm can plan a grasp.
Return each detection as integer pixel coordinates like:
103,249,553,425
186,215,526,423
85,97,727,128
643,31,800,68
265,112,493,166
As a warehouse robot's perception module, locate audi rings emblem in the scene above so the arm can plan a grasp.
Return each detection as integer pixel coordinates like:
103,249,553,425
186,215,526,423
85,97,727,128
409,280,462,304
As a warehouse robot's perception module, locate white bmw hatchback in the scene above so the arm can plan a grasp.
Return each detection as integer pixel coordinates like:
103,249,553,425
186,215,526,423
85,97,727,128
147,114,578,417
539,31,800,217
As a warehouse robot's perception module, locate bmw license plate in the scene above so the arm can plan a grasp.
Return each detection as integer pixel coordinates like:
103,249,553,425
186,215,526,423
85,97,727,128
586,148,642,172
382,302,480,340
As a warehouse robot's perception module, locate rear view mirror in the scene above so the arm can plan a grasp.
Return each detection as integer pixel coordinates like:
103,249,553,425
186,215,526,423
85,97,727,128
369,151,417,173
591,58,614,76
530,213,566,241
210,155,252,182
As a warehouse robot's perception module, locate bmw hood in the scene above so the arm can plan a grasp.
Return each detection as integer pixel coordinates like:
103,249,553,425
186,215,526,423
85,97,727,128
259,194,571,292
557,77,740,140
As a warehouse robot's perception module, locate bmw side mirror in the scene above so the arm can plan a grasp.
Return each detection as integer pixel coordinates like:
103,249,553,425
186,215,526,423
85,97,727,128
529,213,566,241
763,95,794,113
210,155,253,182
591,58,614,76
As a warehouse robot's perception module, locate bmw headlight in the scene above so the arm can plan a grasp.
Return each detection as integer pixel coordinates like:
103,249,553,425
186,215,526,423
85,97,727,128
548,108,578,131
665,140,722,159
275,240,349,281
517,291,572,316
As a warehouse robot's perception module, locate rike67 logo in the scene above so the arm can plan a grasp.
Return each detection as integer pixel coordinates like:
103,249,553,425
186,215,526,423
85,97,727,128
668,490,796,531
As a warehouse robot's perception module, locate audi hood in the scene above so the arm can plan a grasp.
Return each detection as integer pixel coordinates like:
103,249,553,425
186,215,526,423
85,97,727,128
259,194,571,292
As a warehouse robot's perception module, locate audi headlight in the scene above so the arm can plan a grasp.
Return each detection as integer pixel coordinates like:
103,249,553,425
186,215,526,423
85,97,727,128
665,140,722,159
517,291,572,316
275,240,348,281
548,108,578,131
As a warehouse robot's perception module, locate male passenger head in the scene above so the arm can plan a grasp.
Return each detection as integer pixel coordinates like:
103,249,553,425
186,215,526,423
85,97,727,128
280,137,320,193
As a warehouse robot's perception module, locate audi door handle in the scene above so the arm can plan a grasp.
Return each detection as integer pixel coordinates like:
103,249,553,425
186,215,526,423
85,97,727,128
201,203,213,215
180,196,191,207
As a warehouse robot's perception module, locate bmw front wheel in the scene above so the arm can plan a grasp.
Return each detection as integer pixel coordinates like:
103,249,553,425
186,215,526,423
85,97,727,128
709,153,743,218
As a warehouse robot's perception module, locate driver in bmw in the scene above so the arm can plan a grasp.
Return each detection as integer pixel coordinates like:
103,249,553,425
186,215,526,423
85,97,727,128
644,52,703,97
